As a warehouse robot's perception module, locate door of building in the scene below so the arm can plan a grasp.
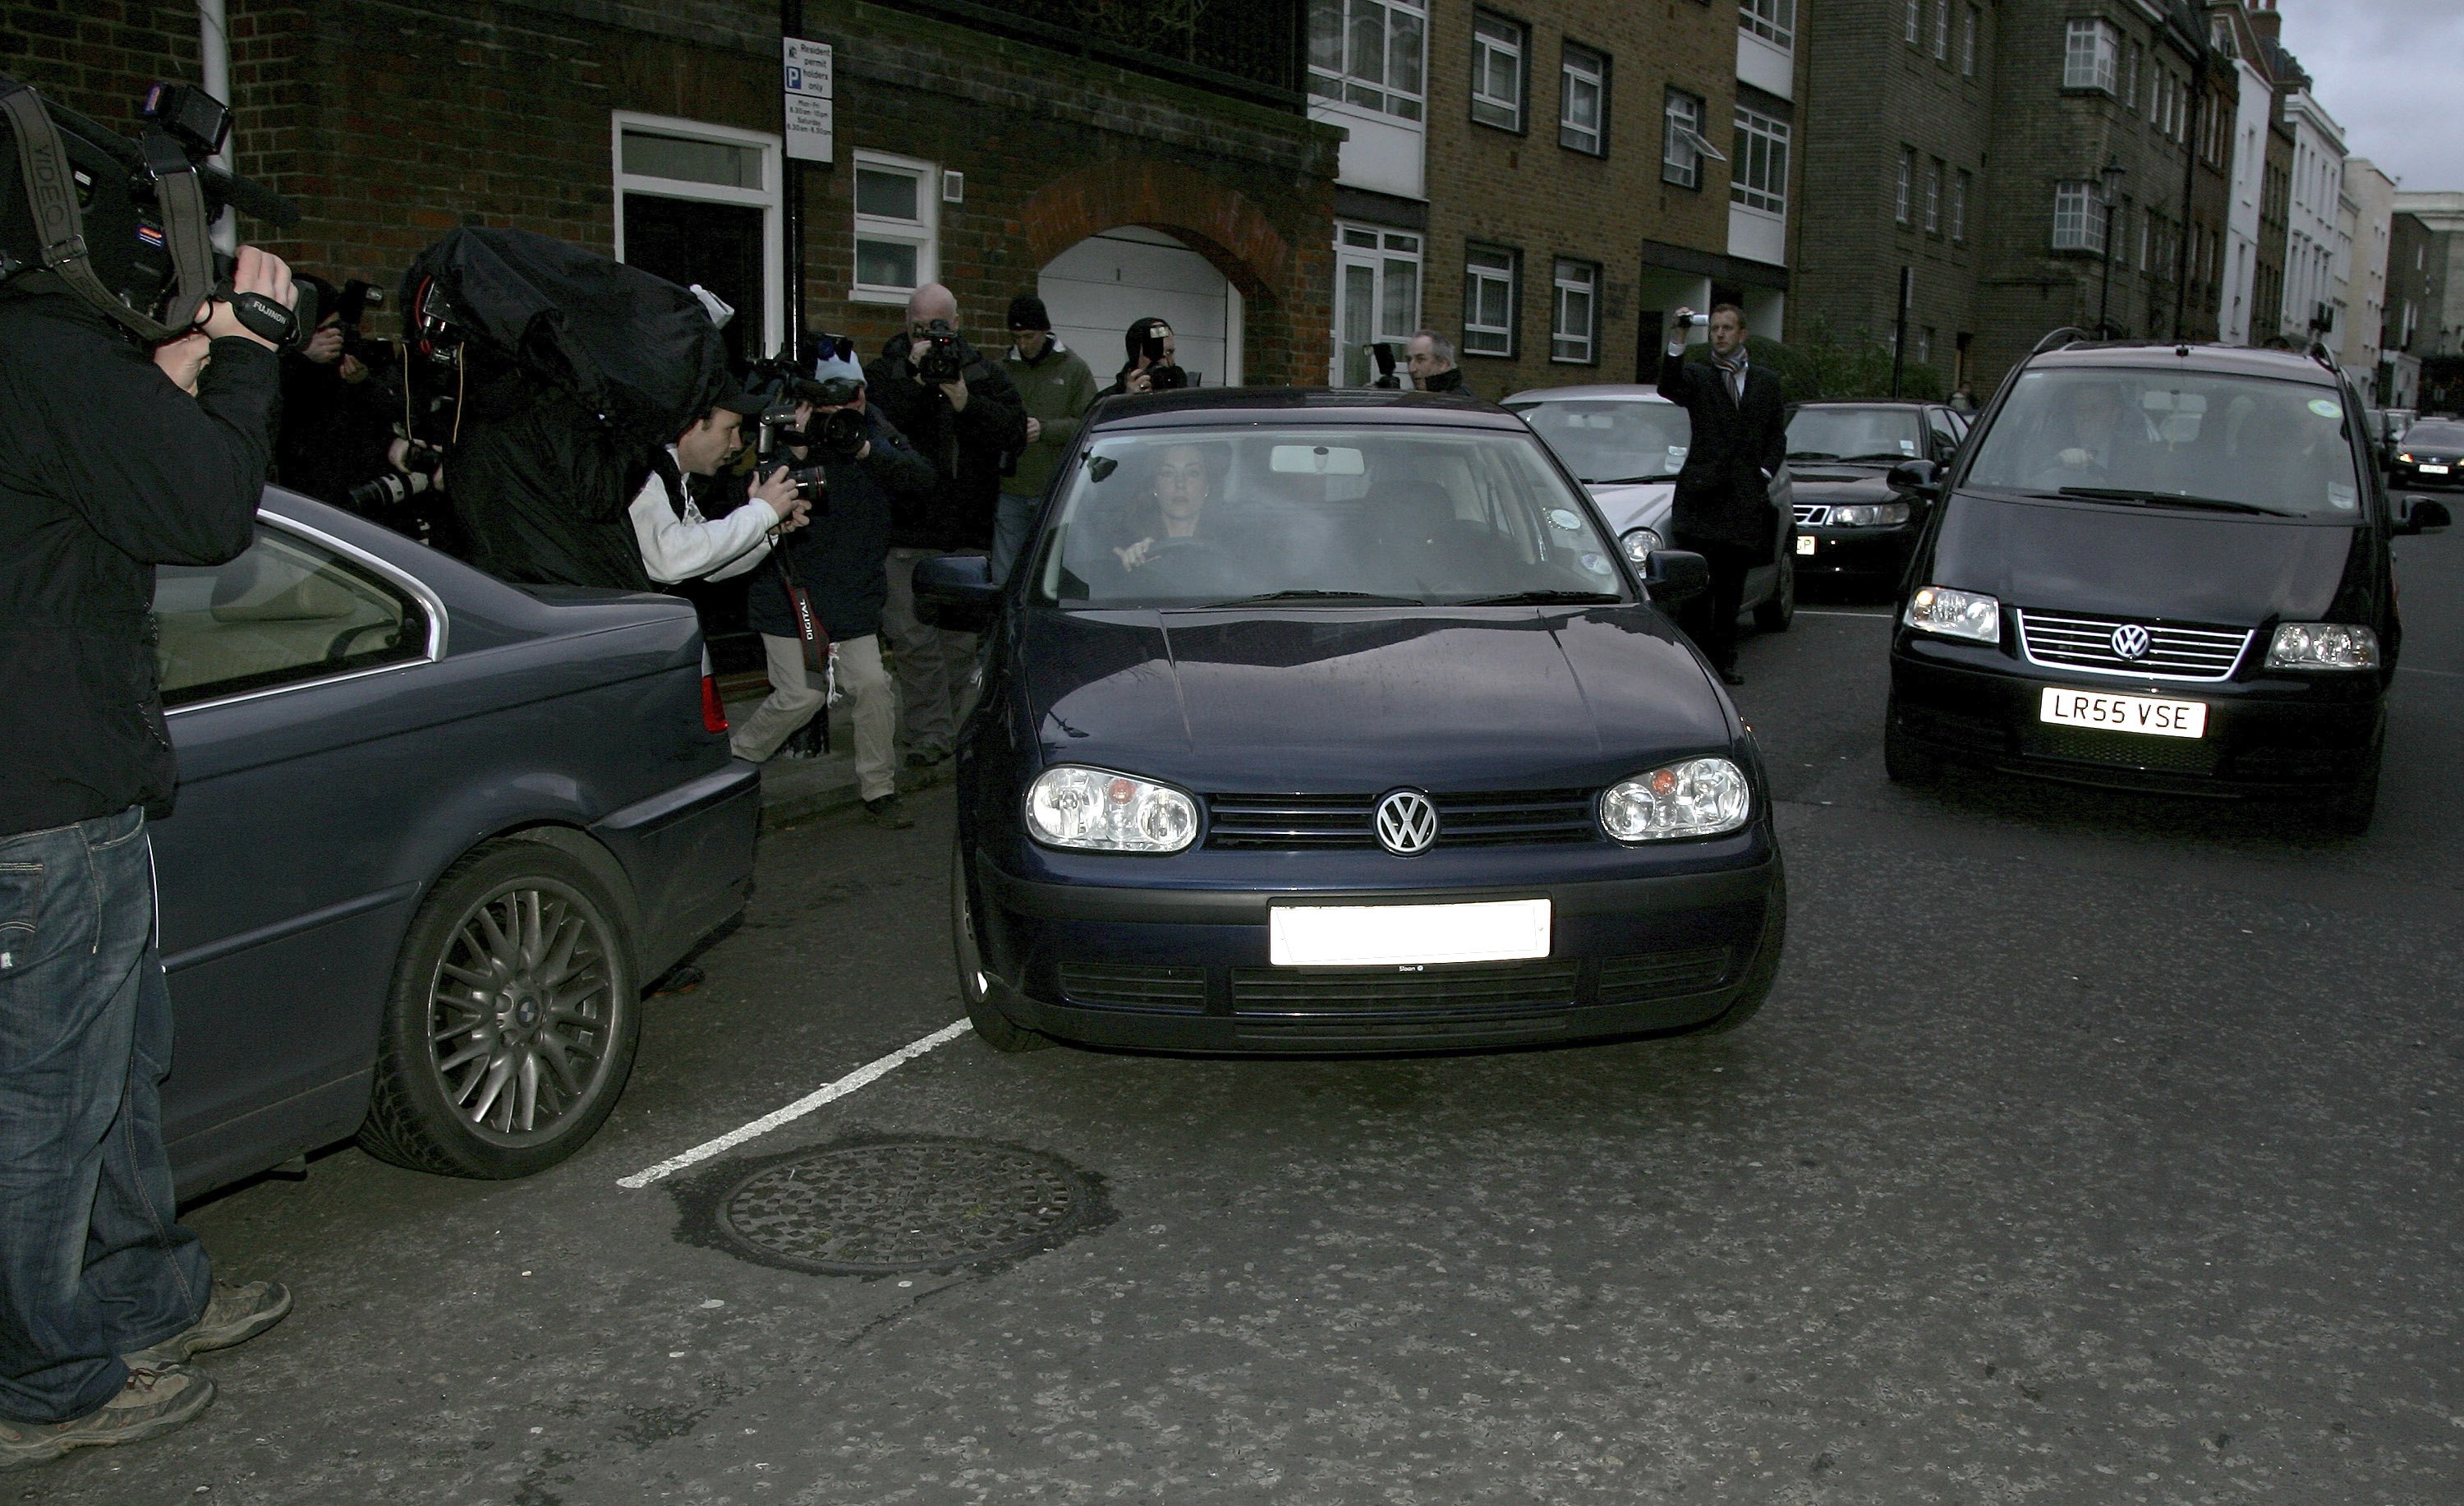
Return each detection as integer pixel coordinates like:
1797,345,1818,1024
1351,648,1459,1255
621,196,765,370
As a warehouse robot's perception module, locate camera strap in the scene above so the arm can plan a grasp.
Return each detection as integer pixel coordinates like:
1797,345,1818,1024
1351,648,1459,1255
0,82,200,344
776,554,830,677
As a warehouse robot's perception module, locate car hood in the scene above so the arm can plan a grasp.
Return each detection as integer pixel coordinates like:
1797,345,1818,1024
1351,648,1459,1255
1584,480,1676,535
1020,606,1731,791
1792,467,1899,503
1931,491,2362,624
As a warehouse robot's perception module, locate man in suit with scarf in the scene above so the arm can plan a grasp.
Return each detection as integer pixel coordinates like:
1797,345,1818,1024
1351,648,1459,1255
1657,302,1786,686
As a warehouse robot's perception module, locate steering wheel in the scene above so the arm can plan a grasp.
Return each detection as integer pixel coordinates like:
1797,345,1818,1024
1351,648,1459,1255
1129,535,1237,592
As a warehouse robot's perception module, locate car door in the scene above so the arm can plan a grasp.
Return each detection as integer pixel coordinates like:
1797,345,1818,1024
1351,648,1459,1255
150,512,446,1182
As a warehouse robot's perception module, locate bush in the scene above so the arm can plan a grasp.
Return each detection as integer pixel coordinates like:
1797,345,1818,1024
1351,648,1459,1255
1791,315,1948,401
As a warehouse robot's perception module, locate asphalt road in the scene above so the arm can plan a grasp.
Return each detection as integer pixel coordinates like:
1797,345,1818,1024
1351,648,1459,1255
36,528,2462,1505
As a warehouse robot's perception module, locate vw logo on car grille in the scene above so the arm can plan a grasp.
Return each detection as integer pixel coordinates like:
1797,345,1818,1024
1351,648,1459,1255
1375,790,1439,855
2110,624,2153,661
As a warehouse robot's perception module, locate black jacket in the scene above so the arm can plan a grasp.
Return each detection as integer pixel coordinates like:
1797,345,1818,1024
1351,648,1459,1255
275,352,395,508
1657,348,1787,550
1419,366,1465,394
0,287,280,836
747,407,935,643
864,333,1028,550
445,371,653,592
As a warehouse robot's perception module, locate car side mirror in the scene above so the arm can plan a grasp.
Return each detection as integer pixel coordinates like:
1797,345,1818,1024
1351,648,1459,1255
913,553,999,632
2396,497,2453,536
1887,458,1942,497
1644,548,1710,604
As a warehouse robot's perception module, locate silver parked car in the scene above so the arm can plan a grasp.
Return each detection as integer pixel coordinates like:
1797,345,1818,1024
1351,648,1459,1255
1503,384,1797,632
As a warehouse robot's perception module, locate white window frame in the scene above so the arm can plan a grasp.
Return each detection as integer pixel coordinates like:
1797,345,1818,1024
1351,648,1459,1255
1559,42,1607,156
1470,11,1524,131
1895,148,1915,226
1740,0,1795,51
609,112,785,353
1332,223,1423,386
2064,17,2117,93
1464,244,1518,357
1550,258,1598,364
1904,0,1920,45
1308,0,1428,123
1663,87,1724,188
2053,180,2103,253
1951,168,1970,242
1730,105,1788,217
1961,6,1978,76
1924,159,1942,235
848,149,938,307
1932,0,1949,60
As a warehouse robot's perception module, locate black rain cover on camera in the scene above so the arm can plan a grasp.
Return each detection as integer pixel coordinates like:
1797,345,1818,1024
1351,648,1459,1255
402,227,727,439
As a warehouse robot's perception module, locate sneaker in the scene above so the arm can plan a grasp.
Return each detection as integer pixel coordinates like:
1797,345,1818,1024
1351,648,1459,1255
0,1366,215,1470
862,794,915,829
121,1280,292,1370
903,748,947,770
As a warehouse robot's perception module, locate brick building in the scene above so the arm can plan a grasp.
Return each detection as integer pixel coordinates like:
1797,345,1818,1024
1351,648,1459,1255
2,0,1340,388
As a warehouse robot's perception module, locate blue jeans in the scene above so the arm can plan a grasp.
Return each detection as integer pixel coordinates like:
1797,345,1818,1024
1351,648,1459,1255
990,490,1039,586
0,808,209,1424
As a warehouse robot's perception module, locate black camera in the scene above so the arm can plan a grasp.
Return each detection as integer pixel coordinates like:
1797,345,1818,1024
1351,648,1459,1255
914,320,968,384
346,443,441,516
809,405,867,463
1135,330,1188,392
763,463,825,508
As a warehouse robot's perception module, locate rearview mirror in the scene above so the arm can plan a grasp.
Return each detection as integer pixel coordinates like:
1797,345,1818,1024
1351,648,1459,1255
913,553,999,632
1887,458,1942,497
2396,497,2453,536
1644,548,1710,604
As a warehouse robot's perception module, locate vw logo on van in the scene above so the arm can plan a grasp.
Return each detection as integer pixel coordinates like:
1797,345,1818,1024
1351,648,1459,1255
2110,624,2153,661
1375,790,1439,855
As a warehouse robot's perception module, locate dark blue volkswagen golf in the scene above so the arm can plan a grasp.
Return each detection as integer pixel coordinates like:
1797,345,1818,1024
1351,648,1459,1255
924,391,1786,1053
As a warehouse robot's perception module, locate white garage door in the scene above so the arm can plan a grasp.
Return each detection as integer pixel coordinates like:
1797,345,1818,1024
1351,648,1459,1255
1037,227,1243,389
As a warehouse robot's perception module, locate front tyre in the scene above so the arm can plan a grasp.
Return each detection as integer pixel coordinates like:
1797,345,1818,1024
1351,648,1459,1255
951,833,1053,1052
361,842,641,1178
1754,550,1796,633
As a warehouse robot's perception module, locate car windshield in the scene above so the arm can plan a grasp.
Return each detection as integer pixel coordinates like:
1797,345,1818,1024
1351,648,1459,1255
1033,425,1630,609
1506,398,1691,483
2403,421,2464,447
1786,405,1926,463
1964,367,2365,519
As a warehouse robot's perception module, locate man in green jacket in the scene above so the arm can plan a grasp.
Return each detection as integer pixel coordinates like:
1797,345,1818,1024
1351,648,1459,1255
993,294,1096,583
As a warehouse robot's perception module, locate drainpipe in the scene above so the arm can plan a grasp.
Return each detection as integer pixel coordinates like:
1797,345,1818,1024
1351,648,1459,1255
198,0,237,252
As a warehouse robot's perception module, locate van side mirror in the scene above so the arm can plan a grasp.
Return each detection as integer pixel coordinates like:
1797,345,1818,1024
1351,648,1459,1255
913,553,999,631
2396,497,2453,536
1644,548,1710,604
1887,458,1942,497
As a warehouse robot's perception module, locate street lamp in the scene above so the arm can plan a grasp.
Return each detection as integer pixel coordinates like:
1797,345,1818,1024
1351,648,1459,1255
2097,154,2127,339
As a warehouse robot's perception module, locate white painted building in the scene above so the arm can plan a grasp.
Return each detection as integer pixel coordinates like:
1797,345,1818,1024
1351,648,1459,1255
2337,158,2395,389
1307,0,1431,386
2212,9,2274,346
2279,86,2344,343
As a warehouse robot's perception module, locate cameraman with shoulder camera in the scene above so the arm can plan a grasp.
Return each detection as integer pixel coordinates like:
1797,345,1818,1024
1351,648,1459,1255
0,76,297,1465
733,341,935,825
865,283,1027,769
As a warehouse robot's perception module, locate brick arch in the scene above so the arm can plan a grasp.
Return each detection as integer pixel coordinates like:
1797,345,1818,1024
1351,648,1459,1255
1020,161,1294,306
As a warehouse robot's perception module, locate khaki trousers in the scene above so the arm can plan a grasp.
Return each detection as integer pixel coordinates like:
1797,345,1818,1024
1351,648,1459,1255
730,633,898,801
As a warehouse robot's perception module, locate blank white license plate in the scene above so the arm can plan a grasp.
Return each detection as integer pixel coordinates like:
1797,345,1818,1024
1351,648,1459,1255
2039,687,2207,739
1269,899,1552,968
1795,533,1818,555
2420,463,2450,475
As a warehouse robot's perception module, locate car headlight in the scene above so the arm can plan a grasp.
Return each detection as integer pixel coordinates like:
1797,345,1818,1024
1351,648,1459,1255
2397,452,2414,463
1599,757,1752,841
1619,526,1663,564
1904,584,2001,643
1828,502,1912,527
1025,766,1199,852
2266,622,2380,670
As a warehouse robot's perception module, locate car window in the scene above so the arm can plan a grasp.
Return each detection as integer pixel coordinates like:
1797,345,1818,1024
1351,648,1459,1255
1505,398,1691,483
2403,420,2464,447
155,523,430,707
1034,426,1630,609
1926,408,1961,462
1785,406,1926,463
1965,368,2364,520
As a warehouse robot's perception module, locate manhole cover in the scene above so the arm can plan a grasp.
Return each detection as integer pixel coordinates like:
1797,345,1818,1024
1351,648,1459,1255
711,1139,1094,1275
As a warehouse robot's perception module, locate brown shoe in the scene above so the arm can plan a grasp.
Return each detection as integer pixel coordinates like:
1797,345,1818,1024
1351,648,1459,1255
122,1280,292,1369
0,1366,215,1470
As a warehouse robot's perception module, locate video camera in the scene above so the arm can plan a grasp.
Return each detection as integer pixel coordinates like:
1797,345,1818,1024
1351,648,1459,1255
914,319,968,385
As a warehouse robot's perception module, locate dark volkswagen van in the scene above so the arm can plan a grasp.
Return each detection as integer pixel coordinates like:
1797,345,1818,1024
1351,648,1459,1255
1882,337,2450,831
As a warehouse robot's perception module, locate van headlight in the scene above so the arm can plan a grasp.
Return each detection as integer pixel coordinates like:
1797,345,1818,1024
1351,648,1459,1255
2266,623,2380,670
1599,758,1752,841
1828,502,1911,527
1025,766,1199,852
1904,584,2001,643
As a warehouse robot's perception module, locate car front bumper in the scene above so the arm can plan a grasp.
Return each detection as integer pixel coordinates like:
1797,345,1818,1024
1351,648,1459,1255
968,840,1782,1052
1795,523,1919,578
1888,636,2384,796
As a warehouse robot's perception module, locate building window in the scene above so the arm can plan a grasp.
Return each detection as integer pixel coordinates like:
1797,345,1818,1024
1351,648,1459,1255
1551,259,1598,363
1932,0,1948,60
1731,105,1789,216
614,113,785,352
1470,12,1525,131
2064,17,2118,93
1663,88,1722,189
1895,147,1915,225
1962,6,1979,75
849,150,936,303
2053,180,2103,253
1463,244,1519,357
1924,158,1943,235
1335,225,1423,386
1308,0,1427,122
1918,325,1934,365
1740,0,1795,50
2123,43,2140,112
1904,0,1920,45
1559,43,1608,155
1951,168,1970,242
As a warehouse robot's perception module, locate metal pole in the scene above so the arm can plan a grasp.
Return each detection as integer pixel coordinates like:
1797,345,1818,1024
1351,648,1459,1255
1891,265,1911,398
2099,204,2116,336
197,0,237,253
780,0,807,365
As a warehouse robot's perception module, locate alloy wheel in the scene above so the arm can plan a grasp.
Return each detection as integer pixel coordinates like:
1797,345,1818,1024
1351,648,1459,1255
424,880,620,1142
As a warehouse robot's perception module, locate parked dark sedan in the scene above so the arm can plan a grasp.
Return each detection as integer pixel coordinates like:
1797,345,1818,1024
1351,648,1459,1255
1784,399,1966,588
1885,339,2450,831
155,490,761,1198
2389,416,2464,490
921,390,1787,1055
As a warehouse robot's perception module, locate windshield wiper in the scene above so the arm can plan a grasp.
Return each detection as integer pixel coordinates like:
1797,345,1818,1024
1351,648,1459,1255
1841,452,1921,464
1786,449,1841,460
2056,486,2296,516
1587,475,1665,485
1207,589,1427,606
1453,590,1624,606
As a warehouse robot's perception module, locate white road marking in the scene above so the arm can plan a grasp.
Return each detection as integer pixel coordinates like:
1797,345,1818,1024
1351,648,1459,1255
1792,609,1892,619
616,1018,972,1188
2399,665,2462,678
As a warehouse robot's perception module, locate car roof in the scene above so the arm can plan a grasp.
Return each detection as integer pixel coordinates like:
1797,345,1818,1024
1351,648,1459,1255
1791,398,1937,409
1500,385,1675,405
1081,388,1527,433
2028,340,2342,385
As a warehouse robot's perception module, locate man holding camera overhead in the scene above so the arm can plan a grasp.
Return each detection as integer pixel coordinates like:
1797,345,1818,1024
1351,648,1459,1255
732,340,935,827
1657,303,1786,688
866,283,1028,770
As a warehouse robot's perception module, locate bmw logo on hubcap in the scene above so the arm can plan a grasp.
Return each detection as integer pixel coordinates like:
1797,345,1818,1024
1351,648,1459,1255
1375,790,1439,855
2110,624,2152,661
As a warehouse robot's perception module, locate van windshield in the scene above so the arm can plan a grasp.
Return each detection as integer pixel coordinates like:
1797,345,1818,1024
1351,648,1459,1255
1032,426,1630,609
1965,368,2364,519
